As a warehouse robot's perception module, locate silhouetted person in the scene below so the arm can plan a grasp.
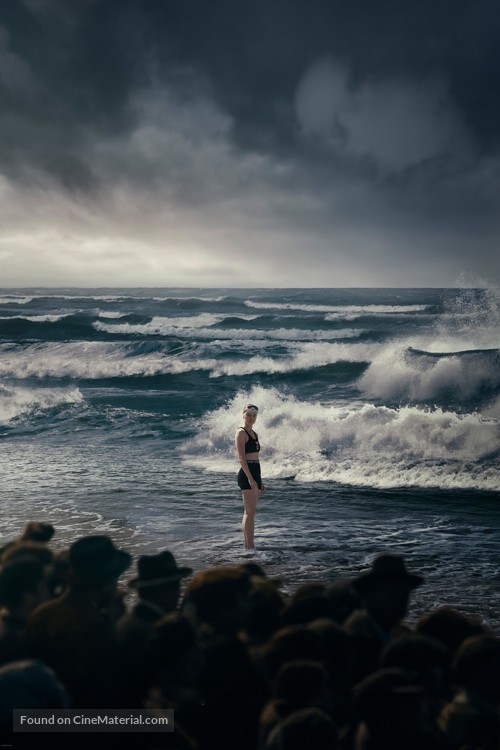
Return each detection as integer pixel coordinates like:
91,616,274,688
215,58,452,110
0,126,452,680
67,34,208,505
352,667,443,750
183,566,267,748
1,540,54,567
416,606,486,660
145,612,204,747
325,579,361,625
115,550,192,706
259,660,332,745
439,635,500,750
198,632,267,750
344,554,423,680
259,625,323,684
263,706,338,750
182,565,252,638
308,618,355,721
280,583,331,627
243,575,285,646
20,521,55,544
0,558,49,666
380,633,450,719
27,535,131,707
0,660,69,749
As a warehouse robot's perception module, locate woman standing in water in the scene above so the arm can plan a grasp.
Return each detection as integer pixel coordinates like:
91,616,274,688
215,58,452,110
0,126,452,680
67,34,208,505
236,404,265,549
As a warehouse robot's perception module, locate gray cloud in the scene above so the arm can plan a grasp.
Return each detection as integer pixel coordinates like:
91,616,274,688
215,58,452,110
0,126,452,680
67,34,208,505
0,0,499,286
295,58,473,172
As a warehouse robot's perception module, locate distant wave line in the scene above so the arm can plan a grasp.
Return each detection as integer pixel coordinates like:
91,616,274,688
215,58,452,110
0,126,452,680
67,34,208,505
245,300,431,314
93,318,366,341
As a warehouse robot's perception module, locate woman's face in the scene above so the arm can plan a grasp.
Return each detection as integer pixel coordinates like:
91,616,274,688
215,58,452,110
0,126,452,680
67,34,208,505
243,409,258,425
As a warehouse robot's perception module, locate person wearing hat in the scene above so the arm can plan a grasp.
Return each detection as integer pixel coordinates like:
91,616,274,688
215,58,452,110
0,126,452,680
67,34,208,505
344,554,424,681
26,535,131,707
235,403,265,550
117,551,192,639
114,551,192,707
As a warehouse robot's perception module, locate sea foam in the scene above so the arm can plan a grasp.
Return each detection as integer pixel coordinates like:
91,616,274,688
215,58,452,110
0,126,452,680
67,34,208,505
0,385,83,424
358,343,500,404
0,340,378,380
245,300,430,314
94,316,365,342
182,388,499,491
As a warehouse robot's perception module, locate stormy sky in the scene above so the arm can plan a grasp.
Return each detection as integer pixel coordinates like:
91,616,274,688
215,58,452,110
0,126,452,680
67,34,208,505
0,0,499,287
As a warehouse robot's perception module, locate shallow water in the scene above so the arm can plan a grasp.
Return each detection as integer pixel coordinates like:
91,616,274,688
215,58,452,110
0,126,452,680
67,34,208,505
0,288,498,628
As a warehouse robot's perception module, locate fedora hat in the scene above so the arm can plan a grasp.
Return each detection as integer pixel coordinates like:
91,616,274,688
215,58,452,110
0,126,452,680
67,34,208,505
128,551,192,589
69,535,131,586
353,554,423,594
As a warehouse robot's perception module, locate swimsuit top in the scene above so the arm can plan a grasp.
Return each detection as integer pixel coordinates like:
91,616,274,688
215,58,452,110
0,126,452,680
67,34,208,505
241,428,260,454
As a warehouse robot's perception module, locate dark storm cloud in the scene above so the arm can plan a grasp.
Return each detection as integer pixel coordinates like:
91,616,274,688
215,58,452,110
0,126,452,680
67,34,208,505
2,0,500,170
0,0,499,285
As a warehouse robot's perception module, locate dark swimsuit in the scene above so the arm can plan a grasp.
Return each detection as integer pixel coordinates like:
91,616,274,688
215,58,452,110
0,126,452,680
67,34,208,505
237,428,262,490
242,428,260,454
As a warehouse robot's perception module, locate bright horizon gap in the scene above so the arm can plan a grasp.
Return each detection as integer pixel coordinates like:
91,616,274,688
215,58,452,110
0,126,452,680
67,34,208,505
1,285,498,291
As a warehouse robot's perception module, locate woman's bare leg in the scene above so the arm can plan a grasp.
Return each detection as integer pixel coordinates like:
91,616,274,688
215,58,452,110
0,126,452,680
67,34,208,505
242,488,259,549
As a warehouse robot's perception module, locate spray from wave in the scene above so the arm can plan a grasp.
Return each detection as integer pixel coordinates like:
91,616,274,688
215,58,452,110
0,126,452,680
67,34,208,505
181,388,499,491
356,288,500,407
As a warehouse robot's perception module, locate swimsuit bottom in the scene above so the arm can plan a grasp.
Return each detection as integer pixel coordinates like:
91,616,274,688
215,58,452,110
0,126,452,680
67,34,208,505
238,462,262,490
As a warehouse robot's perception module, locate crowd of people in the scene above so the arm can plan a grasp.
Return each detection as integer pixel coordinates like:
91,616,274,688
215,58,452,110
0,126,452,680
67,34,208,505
0,520,499,749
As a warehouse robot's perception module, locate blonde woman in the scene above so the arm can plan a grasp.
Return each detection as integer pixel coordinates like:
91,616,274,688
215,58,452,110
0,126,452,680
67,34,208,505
235,404,265,549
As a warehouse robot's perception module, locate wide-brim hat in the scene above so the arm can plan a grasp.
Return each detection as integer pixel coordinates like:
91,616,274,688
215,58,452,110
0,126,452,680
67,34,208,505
352,554,423,594
128,551,192,589
69,535,131,587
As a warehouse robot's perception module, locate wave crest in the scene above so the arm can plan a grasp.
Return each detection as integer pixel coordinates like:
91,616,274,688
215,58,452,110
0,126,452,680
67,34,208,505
0,385,83,424
358,345,500,404
182,388,499,491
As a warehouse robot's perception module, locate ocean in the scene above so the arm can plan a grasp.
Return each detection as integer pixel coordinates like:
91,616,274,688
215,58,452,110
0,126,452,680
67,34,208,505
0,287,499,628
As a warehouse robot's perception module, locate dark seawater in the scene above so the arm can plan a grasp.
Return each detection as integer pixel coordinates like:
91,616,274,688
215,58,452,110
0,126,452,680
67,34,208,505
0,288,499,627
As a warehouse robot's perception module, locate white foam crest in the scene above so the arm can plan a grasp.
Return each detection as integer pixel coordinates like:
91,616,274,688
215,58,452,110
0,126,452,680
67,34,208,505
245,300,430,314
209,342,376,377
182,388,499,491
0,295,34,305
0,342,220,379
0,313,72,322
151,295,228,302
295,458,499,490
324,312,368,321
0,340,374,380
325,306,431,321
96,311,128,319
2,294,127,302
94,313,223,333
358,343,500,402
0,385,83,424
212,326,341,343
0,292,229,304
93,318,365,342
43,294,137,301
